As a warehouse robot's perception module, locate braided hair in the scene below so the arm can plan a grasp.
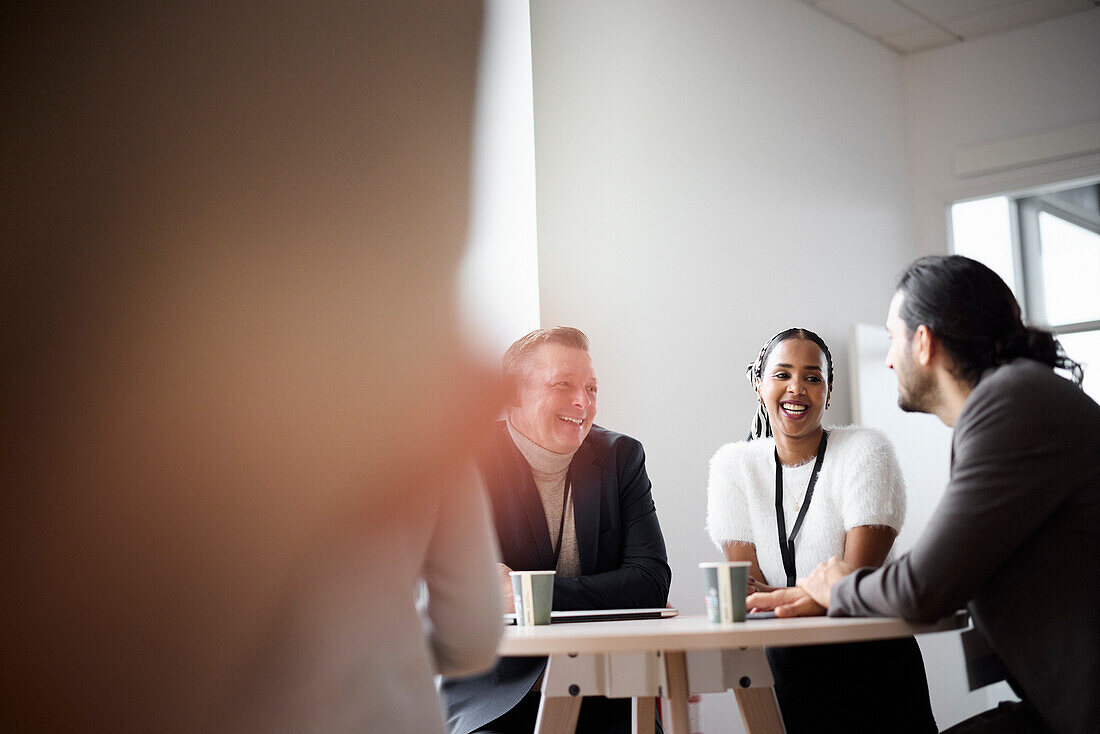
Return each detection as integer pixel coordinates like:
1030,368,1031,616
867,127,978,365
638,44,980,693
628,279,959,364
745,328,834,441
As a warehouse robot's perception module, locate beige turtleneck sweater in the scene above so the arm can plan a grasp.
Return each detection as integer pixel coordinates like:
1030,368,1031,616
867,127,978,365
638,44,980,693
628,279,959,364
506,419,581,578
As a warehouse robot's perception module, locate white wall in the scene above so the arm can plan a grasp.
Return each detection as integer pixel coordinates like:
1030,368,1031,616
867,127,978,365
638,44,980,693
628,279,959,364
529,0,910,613
903,8,1100,257
529,2,914,730
461,0,541,357
525,4,1100,731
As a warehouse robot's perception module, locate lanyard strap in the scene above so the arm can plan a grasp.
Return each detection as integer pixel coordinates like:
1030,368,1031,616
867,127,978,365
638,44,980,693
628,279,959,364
552,472,572,570
774,430,829,588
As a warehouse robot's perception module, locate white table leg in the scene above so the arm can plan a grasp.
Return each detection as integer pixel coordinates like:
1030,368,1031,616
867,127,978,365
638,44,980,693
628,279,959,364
682,647,786,733
539,650,663,733
536,655,584,734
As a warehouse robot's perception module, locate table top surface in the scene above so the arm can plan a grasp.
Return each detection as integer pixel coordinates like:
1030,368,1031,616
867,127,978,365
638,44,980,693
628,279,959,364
498,611,969,656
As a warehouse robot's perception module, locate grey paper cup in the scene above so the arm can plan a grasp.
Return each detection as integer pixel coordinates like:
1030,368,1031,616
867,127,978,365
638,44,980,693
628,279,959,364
699,561,750,623
510,570,555,626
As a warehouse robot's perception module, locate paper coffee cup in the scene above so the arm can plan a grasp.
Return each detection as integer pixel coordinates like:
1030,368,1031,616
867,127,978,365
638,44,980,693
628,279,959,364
510,570,555,626
699,561,750,623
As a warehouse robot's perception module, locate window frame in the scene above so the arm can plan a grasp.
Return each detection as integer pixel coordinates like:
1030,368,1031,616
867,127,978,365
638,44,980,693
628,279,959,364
1013,190,1100,336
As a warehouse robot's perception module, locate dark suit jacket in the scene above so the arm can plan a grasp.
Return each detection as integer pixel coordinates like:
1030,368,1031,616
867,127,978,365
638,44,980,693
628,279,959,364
831,360,1100,734
441,422,671,734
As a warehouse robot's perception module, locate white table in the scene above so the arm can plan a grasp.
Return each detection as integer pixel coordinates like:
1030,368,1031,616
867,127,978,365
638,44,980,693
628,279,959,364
499,612,968,734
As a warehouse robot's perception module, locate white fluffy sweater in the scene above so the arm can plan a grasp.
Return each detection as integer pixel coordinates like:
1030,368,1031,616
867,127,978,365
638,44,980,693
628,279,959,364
706,426,906,587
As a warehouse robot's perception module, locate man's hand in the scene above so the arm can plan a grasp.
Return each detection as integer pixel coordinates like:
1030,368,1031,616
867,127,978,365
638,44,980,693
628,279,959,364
498,563,515,614
797,556,855,609
747,586,825,617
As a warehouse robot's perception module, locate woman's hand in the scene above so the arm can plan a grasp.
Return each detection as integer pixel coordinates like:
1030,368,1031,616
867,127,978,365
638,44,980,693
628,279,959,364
746,587,825,617
746,575,780,595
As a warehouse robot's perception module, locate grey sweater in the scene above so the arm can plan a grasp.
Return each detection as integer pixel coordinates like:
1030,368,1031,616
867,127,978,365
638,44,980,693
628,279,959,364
831,359,1100,734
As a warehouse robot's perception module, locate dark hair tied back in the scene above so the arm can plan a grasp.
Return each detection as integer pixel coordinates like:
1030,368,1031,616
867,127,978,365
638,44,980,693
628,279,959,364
993,327,1084,385
897,255,1084,386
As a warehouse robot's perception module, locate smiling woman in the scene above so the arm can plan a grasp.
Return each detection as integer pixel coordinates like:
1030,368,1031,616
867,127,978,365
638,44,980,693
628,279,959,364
704,328,936,734
756,336,832,465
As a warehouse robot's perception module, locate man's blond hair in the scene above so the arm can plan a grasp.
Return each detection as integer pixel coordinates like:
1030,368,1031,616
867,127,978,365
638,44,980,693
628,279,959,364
502,326,590,387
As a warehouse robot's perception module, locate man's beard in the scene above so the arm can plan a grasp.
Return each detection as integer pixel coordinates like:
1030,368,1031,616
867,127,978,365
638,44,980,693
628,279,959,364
897,362,937,414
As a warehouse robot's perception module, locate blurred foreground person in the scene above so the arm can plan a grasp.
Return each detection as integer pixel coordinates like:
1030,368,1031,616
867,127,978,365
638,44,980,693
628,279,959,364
750,256,1099,734
1,3,502,731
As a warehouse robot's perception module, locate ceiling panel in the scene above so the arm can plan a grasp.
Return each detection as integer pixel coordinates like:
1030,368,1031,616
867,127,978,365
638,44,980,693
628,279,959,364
899,0,1030,20
797,0,1099,54
815,0,927,35
878,23,958,54
941,0,1095,37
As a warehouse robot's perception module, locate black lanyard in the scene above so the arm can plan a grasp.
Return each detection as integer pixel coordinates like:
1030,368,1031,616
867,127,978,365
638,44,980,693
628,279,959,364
774,430,828,588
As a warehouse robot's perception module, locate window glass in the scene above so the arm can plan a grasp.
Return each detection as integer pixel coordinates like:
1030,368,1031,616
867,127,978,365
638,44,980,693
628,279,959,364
950,197,1016,295
1038,212,1100,325
1057,330,1100,404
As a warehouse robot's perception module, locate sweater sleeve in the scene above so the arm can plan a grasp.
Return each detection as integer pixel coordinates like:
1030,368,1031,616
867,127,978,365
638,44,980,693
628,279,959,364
706,443,756,549
421,463,503,676
836,428,906,532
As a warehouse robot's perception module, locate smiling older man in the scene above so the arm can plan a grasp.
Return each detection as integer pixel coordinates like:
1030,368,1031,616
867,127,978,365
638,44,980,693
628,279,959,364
441,327,671,734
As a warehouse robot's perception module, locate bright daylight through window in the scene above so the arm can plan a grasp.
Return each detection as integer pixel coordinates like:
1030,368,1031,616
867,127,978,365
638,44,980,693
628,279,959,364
951,181,1100,402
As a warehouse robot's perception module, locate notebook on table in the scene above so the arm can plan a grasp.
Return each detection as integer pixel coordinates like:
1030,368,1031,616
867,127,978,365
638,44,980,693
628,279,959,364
504,607,679,625
747,610,778,620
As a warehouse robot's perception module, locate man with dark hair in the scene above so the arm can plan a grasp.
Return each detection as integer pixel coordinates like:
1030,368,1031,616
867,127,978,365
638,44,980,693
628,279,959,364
749,256,1100,734
441,327,672,734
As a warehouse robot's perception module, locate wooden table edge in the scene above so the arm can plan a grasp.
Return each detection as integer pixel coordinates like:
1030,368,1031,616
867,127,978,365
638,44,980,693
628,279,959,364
499,611,969,656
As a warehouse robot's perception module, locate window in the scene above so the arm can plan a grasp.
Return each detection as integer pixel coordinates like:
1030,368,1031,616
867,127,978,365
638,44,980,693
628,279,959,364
951,181,1100,401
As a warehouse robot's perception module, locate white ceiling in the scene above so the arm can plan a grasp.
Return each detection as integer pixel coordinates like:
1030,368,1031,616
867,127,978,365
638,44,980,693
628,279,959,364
796,0,1099,54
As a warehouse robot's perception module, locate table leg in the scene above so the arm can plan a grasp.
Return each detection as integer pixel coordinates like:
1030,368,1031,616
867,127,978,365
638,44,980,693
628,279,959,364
733,686,785,734
631,696,656,734
659,651,690,734
684,647,785,733
534,694,582,734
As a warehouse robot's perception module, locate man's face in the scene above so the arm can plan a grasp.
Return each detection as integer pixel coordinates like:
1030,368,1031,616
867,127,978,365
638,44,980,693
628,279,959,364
885,291,937,414
510,344,597,454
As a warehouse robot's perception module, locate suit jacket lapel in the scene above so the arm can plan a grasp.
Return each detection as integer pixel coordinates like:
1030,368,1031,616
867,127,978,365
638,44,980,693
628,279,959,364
570,438,601,576
504,432,556,568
